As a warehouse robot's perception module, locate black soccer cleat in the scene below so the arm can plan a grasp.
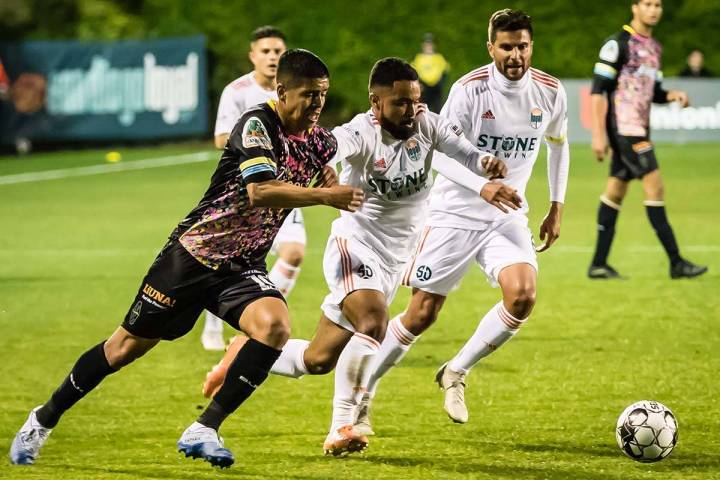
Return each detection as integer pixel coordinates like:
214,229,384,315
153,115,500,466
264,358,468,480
588,264,623,279
670,258,708,279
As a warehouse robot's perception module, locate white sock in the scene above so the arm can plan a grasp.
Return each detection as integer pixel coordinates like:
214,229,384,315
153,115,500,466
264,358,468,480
270,339,310,378
202,311,223,334
330,333,380,432
448,301,527,374
268,259,301,297
366,314,418,398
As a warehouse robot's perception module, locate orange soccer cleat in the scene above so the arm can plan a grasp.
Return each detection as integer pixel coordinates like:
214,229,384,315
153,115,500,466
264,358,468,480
322,425,369,457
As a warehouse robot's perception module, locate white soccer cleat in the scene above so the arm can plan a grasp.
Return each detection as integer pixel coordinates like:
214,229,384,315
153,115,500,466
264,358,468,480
177,421,234,468
201,331,226,351
435,363,469,424
9,406,52,465
353,394,375,436
323,425,369,457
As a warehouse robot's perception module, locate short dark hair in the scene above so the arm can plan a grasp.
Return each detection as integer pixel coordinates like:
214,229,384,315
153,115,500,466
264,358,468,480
488,9,533,43
276,49,329,87
251,25,286,43
368,57,419,90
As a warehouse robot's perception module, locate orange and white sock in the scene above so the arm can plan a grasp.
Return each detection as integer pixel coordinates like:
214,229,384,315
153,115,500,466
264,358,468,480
268,259,300,297
366,314,418,398
448,302,526,374
331,333,380,432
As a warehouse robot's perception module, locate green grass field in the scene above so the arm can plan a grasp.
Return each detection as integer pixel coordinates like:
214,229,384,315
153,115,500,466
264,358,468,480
0,142,718,479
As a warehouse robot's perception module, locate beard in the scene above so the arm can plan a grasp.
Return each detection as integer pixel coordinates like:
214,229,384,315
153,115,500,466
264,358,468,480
379,114,415,140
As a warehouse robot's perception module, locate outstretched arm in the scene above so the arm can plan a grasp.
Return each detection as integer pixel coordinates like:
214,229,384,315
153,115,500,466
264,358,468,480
247,180,363,212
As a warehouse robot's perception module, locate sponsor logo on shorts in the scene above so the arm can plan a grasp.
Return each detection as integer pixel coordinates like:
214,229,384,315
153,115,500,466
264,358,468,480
357,264,374,279
129,300,142,325
631,141,653,154
530,108,543,129
416,265,432,281
142,283,176,307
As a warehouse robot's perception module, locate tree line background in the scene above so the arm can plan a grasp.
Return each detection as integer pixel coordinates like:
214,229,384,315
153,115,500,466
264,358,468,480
2,0,718,124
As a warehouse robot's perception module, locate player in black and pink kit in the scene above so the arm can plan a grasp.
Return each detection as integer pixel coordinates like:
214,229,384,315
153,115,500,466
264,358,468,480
9,49,364,469
588,0,707,280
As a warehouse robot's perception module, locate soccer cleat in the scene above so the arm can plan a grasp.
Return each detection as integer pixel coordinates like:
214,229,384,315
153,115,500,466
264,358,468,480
9,406,52,465
435,363,469,424
587,264,623,279
177,422,234,468
323,425,369,457
201,331,226,351
353,394,375,436
671,258,708,279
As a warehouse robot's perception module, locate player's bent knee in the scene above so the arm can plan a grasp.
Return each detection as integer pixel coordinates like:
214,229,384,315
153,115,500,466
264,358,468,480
303,349,339,375
104,334,157,369
506,287,536,319
352,308,388,340
256,316,291,347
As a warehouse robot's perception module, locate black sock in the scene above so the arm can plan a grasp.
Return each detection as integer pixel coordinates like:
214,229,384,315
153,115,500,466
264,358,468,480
197,338,281,431
36,341,117,428
591,201,619,266
645,204,681,265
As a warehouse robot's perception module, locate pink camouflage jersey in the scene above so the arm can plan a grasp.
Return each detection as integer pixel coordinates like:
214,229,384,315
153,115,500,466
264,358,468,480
591,24,670,138
173,100,337,270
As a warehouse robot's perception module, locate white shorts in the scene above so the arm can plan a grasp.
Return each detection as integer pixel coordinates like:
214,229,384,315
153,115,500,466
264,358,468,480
402,217,537,295
321,234,404,333
270,209,306,254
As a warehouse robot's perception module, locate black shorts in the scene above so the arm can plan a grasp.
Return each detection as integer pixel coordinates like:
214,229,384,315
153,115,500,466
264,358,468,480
609,135,659,181
122,240,285,340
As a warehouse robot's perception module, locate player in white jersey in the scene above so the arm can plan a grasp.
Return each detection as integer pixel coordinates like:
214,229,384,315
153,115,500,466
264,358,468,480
351,9,570,431
202,26,309,350
200,58,520,454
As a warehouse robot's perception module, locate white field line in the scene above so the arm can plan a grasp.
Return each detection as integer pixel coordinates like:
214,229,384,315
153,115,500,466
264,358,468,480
552,245,720,253
0,151,216,185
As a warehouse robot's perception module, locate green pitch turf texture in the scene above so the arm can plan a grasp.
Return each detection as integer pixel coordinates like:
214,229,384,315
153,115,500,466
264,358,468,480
0,142,717,480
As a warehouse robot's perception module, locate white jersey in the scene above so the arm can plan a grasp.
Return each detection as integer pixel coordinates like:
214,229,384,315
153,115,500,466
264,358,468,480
331,108,489,268
428,63,568,229
214,72,277,136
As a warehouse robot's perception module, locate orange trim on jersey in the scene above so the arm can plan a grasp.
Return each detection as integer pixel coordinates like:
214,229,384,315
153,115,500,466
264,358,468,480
389,320,414,346
460,67,488,82
354,332,381,349
461,71,489,85
531,75,558,90
336,237,354,294
402,226,432,286
530,68,559,83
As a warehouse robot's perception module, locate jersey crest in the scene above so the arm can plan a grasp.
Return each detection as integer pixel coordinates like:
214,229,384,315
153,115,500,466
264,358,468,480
530,108,543,129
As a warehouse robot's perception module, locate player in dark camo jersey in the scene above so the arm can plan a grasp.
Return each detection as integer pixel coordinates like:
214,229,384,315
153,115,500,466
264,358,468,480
9,49,364,470
588,0,707,279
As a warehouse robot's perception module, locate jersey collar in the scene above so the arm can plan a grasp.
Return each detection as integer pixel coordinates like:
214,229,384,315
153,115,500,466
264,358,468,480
489,62,529,94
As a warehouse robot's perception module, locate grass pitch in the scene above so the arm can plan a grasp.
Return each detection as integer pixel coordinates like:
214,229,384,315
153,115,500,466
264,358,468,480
0,141,718,479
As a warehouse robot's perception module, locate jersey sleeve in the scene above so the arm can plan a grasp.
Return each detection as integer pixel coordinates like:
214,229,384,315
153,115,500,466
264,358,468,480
227,113,278,184
329,118,366,166
591,33,625,95
439,82,473,140
545,83,568,144
214,85,244,136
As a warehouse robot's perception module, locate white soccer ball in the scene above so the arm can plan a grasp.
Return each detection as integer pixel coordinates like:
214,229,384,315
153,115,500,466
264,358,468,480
616,400,678,463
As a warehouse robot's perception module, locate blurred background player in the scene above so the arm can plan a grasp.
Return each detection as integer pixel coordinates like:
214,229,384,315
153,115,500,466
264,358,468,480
354,8,569,428
411,33,450,113
588,0,707,279
679,49,713,78
202,26,309,350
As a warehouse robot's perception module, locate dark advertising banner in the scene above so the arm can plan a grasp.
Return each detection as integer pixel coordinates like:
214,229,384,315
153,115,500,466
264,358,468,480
0,36,207,145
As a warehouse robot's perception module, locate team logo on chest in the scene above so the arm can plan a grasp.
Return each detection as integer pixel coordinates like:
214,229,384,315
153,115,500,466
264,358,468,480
405,138,421,162
373,157,387,170
530,108,543,129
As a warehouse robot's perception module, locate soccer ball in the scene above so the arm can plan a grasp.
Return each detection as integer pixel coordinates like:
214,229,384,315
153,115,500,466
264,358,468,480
616,400,678,463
